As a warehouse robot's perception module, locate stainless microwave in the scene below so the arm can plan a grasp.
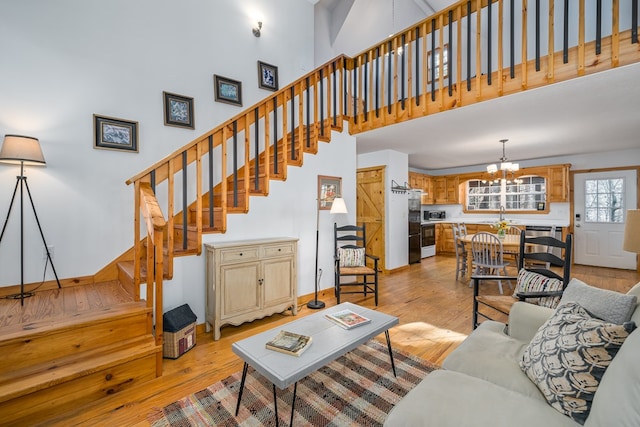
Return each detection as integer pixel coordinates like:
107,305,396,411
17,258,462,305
424,210,446,221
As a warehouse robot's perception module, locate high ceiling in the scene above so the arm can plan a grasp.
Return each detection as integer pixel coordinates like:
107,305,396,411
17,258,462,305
355,61,640,171
313,0,640,172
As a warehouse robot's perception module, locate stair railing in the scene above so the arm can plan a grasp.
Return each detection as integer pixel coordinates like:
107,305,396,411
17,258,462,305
124,0,640,341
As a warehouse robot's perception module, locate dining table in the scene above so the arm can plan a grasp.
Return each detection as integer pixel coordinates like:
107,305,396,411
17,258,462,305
458,233,521,283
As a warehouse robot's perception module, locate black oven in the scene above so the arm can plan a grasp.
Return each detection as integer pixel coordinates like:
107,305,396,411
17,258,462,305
421,223,436,246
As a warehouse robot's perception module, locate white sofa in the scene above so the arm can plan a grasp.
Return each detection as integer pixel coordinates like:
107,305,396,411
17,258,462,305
384,280,640,427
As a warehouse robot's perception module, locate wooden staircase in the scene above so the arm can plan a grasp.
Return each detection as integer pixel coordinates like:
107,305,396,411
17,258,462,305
1,0,639,424
0,283,161,426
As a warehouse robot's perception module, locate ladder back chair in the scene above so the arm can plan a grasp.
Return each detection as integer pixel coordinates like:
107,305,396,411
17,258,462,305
470,232,511,294
453,224,468,281
334,223,380,305
472,230,572,329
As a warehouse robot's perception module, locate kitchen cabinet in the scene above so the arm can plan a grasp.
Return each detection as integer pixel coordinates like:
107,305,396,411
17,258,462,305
547,165,570,202
433,176,459,204
205,237,298,340
409,172,424,192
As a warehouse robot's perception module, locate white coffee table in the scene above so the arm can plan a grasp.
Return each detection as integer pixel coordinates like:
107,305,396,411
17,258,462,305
232,302,399,426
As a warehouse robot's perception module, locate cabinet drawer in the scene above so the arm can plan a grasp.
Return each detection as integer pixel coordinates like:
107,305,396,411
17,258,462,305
220,247,259,263
262,243,295,258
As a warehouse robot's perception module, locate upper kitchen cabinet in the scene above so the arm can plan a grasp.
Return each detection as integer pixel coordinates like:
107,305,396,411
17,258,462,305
410,172,435,204
547,164,570,202
434,176,459,204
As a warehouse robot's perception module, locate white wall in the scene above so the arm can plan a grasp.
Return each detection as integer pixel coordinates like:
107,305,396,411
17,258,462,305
357,149,409,271
0,0,318,289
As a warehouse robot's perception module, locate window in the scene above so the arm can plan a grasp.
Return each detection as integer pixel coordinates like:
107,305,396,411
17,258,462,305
466,176,547,211
584,178,624,223
427,44,449,83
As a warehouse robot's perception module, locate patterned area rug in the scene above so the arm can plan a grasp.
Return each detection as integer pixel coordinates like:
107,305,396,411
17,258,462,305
148,340,437,426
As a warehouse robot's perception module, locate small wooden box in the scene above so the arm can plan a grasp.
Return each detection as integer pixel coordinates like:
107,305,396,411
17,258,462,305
163,304,197,359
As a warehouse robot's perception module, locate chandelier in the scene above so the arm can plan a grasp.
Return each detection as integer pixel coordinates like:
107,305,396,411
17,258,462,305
486,139,521,183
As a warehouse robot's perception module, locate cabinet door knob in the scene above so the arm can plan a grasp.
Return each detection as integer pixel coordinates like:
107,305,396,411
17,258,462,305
258,278,264,286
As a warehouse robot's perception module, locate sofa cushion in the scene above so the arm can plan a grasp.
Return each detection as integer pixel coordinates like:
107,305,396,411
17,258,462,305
559,278,638,324
443,320,545,400
520,302,636,425
513,269,563,308
338,247,365,267
383,370,580,427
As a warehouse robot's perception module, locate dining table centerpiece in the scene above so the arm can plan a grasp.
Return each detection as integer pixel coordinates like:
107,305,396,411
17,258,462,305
493,220,510,240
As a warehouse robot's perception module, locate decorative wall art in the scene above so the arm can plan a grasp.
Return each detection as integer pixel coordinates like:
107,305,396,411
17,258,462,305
214,75,242,106
163,91,194,129
93,114,139,152
257,61,279,91
318,175,342,210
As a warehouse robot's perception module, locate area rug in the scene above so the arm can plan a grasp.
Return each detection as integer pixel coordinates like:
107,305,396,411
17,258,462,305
148,340,438,426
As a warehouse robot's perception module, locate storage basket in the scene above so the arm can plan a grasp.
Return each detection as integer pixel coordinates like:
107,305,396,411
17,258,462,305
163,304,197,359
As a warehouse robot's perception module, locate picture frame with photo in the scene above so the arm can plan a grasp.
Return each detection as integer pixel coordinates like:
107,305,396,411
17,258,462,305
257,61,278,91
163,91,194,129
214,74,242,106
93,114,139,152
318,175,342,210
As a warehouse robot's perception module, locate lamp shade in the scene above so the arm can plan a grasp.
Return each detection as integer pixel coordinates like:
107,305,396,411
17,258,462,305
0,135,46,165
623,209,640,253
330,197,348,214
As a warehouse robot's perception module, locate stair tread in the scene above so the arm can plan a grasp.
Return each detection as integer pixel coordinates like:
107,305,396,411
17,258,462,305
0,336,160,403
0,301,151,343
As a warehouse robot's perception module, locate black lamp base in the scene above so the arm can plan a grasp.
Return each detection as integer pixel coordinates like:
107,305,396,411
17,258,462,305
307,299,326,309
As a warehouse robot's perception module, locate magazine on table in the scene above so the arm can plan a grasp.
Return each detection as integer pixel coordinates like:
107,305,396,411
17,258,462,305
325,309,371,329
265,330,312,356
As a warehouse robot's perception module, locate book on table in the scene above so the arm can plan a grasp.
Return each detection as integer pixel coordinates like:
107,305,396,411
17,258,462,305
265,330,312,356
325,309,371,329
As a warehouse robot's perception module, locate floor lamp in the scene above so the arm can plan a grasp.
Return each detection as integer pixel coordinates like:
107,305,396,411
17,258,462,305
0,135,61,305
307,196,348,309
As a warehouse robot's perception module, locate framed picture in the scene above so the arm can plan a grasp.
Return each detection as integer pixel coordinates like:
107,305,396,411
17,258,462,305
427,44,449,83
93,114,138,152
257,61,279,91
163,91,194,129
318,175,342,210
214,74,242,106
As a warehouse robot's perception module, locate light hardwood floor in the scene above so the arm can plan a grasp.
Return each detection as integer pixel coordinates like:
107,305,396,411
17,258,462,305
45,255,640,426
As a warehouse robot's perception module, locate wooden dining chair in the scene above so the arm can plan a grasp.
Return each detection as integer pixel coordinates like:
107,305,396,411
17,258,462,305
472,230,572,329
502,225,522,265
453,224,468,281
470,232,511,294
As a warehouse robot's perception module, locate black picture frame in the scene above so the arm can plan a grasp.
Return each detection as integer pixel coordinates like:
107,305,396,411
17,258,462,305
93,114,139,152
257,61,279,91
163,91,194,129
214,74,242,106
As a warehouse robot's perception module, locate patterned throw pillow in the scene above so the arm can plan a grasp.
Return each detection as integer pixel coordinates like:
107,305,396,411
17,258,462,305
338,247,365,267
513,269,563,308
520,302,636,425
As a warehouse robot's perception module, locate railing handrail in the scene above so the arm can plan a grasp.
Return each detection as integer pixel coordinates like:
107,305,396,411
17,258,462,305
125,54,350,186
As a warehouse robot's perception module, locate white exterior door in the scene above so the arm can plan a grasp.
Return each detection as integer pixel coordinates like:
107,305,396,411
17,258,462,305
574,170,637,269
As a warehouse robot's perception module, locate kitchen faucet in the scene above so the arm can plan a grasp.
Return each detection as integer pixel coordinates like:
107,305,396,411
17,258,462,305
499,205,506,221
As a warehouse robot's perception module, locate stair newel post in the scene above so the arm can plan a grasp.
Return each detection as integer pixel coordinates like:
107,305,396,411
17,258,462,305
153,219,164,376
133,180,141,301
195,141,203,253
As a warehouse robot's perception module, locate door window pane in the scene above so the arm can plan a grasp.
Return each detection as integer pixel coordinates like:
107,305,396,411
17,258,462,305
584,178,624,223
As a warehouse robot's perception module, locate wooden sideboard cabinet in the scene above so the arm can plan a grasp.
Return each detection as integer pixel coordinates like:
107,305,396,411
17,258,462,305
205,237,298,340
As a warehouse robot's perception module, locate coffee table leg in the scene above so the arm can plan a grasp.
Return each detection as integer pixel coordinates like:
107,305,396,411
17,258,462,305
235,362,249,416
290,382,298,426
385,330,397,377
272,384,279,427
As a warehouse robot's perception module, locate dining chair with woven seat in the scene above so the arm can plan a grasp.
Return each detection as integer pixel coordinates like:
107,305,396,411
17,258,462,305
471,232,510,294
334,223,380,305
502,225,522,266
453,224,468,281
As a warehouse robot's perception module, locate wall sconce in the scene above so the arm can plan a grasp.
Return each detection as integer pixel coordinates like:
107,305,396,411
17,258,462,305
252,21,262,37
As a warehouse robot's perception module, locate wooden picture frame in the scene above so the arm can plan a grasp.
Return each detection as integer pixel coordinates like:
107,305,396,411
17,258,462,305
163,91,194,129
318,175,342,210
214,74,242,106
427,43,449,83
257,61,278,91
93,114,138,152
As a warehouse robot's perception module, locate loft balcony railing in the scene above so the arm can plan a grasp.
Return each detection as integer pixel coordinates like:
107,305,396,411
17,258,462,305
124,0,640,345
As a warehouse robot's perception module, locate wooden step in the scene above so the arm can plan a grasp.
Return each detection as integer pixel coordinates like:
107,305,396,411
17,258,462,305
0,337,160,426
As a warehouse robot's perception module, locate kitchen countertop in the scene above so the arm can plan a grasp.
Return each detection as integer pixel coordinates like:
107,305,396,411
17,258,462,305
425,218,569,227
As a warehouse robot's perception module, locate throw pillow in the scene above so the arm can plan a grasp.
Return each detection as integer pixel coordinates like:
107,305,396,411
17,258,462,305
513,269,563,308
520,302,636,425
338,247,365,267
559,278,638,324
